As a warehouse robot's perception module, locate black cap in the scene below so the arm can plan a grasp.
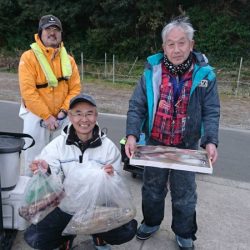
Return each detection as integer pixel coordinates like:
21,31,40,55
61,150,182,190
38,15,62,31
69,94,97,109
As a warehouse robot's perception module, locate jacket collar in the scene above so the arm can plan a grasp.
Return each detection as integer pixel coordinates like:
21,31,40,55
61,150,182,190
64,124,102,152
34,33,63,56
146,50,209,68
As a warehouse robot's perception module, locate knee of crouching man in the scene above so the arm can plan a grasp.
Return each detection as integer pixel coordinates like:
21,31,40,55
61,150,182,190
24,229,41,249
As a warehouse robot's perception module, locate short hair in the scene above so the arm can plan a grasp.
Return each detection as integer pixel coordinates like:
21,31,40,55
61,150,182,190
161,16,195,44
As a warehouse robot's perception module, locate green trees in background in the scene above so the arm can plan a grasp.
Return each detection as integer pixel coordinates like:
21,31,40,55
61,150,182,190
0,0,250,64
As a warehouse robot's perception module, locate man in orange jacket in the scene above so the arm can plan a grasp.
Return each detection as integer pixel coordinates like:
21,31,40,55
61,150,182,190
19,14,81,176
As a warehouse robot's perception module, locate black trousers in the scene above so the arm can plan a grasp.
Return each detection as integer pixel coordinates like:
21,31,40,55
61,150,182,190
24,207,137,250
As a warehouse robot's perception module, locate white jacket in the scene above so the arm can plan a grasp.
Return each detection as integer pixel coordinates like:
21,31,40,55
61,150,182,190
38,124,122,214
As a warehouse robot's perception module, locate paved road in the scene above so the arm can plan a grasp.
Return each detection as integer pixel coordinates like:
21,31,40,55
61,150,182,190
1,100,250,183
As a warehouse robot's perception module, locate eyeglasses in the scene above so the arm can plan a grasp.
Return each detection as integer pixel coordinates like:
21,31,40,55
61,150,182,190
45,26,61,33
69,110,96,119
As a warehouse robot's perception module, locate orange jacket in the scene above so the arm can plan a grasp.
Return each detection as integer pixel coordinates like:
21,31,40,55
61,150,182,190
19,34,81,120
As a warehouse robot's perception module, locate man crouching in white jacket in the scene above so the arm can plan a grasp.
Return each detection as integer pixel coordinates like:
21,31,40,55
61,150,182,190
24,93,137,250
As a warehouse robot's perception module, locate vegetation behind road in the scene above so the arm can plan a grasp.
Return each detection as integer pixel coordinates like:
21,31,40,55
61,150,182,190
0,0,250,66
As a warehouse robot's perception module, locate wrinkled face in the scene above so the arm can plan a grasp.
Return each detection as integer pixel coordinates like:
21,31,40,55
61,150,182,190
68,102,98,141
41,26,62,48
162,27,194,65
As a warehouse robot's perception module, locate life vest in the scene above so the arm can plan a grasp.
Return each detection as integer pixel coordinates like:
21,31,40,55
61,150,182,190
30,42,72,87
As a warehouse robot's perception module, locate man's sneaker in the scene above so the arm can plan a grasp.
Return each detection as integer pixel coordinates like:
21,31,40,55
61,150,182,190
58,238,74,250
175,235,194,250
94,244,111,250
93,236,111,250
136,223,160,240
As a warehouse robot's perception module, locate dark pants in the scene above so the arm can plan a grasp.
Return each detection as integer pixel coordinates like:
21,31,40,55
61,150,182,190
24,207,137,250
142,166,197,240
140,138,198,240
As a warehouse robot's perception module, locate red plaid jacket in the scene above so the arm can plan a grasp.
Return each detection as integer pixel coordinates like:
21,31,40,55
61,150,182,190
151,64,193,145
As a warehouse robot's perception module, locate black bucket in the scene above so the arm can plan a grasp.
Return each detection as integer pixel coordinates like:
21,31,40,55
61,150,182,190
0,132,35,191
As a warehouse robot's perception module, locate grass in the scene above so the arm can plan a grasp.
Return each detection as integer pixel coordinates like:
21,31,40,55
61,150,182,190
83,75,136,90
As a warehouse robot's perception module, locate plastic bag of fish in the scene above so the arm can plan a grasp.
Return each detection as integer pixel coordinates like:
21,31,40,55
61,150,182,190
62,166,136,235
18,169,65,224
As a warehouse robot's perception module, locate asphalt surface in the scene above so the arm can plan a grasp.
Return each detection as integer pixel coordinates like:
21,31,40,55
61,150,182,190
0,100,250,183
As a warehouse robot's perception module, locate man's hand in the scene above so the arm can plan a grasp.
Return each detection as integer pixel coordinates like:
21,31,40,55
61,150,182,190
125,135,137,158
44,115,58,130
30,159,49,174
57,110,67,120
103,164,114,175
206,143,218,164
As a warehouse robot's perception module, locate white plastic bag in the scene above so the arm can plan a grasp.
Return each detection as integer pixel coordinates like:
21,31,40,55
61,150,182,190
18,169,65,224
62,165,136,235
59,162,103,214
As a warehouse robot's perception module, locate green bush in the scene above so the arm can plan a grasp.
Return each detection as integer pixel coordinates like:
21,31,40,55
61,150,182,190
1,1,250,66
188,7,250,63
